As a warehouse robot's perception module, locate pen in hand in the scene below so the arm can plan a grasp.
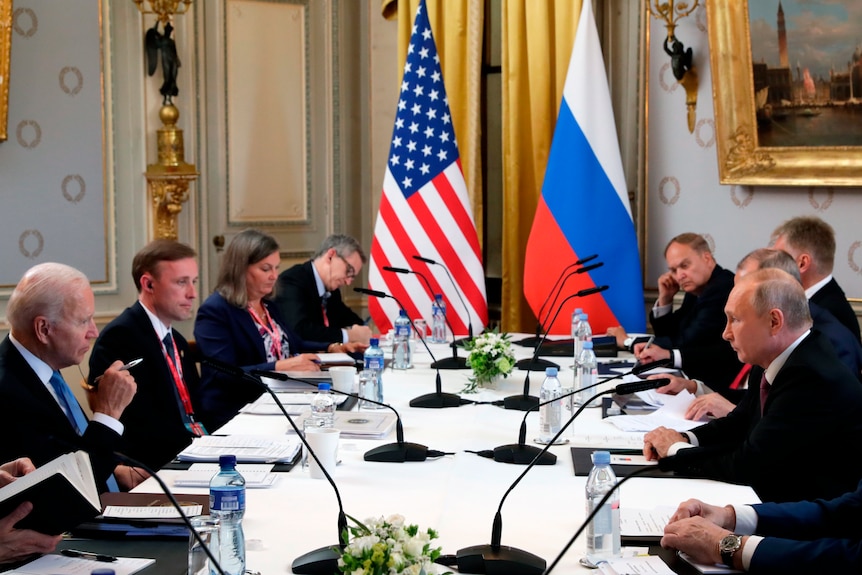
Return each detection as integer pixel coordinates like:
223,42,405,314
61,548,118,562
92,358,144,386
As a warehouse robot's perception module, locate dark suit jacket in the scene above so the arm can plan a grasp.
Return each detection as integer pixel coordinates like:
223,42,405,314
193,292,329,430
749,480,862,572
88,301,198,470
810,302,862,381
650,265,742,387
679,331,862,503
0,336,121,493
811,277,860,342
274,261,363,343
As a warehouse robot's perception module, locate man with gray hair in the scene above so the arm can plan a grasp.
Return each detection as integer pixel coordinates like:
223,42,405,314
0,263,139,493
643,268,862,503
275,234,371,345
771,215,860,341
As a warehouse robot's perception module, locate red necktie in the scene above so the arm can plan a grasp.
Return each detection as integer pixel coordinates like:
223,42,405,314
729,364,752,390
759,373,770,415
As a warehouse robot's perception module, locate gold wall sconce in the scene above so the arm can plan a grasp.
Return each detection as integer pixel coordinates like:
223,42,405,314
133,0,198,241
647,0,700,132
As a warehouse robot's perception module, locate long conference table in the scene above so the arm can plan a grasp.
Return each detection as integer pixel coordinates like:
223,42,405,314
134,337,759,574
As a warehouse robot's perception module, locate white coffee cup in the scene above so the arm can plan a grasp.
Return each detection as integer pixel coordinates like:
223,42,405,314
328,365,356,394
305,427,340,479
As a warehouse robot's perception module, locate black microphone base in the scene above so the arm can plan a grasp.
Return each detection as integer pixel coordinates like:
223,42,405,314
410,392,465,408
291,545,340,575
492,443,557,465
501,394,540,412
514,335,543,348
431,355,469,370
364,442,429,463
455,544,546,575
516,357,559,372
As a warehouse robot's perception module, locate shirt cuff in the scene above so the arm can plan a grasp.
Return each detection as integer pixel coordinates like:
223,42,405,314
732,505,758,535
341,328,349,343
653,302,672,318
92,412,124,435
681,431,700,447
672,349,682,368
666,442,695,456
741,535,763,570
693,379,713,396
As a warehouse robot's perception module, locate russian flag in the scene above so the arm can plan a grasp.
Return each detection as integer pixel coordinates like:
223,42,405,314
523,0,645,335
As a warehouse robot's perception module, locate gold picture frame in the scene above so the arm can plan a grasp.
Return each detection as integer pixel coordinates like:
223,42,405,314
0,0,10,142
708,0,862,186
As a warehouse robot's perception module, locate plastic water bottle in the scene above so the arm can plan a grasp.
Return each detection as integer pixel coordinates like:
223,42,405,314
584,451,620,566
570,308,584,339
431,294,447,343
392,310,412,369
538,367,562,444
209,454,246,575
309,382,336,428
364,338,385,402
574,341,598,407
574,313,593,367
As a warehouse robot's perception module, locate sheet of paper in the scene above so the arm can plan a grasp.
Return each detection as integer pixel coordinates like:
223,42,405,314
605,391,703,432
7,554,154,575
597,555,676,575
177,435,300,463
103,504,202,519
610,454,657,466
172,463,279,488
571,433,646,449
620,507,674,537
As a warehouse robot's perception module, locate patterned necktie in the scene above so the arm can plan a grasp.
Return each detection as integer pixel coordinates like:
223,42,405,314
759,372,770,416
321,292,331,327
48,371,119,491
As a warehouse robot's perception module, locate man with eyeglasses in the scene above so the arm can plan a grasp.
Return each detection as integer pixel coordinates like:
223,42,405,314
275,234,372,346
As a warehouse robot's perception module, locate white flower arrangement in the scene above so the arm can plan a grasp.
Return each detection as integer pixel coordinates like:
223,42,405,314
462,329,515,393
337,514,445,575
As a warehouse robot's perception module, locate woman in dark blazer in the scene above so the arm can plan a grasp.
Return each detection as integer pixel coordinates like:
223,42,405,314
194,229,361,430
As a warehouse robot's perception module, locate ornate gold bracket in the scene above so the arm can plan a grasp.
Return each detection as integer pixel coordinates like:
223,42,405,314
648,0,700,133
145,103,198,240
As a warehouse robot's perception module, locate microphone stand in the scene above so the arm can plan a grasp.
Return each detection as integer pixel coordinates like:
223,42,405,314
355,287,468,408
454,378,669,575
412,254,475,346
251,369,439,463
504,286,609,412
203,358,347,575
518,258,603,348
382,265,468,369
487,359,672,465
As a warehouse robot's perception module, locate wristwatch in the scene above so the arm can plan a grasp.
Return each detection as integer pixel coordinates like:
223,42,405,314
719,534,743,568
623,336,635,350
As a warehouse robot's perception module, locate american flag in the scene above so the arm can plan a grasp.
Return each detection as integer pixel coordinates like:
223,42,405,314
368,0,487,335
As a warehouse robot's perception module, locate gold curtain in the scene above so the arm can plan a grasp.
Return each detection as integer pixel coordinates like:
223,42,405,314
381,0,485,243
500,0,582,332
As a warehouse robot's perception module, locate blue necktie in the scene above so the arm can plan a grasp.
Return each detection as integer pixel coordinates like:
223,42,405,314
48,371,119,492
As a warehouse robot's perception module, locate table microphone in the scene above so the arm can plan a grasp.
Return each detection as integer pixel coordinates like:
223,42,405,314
517,255,600,348
487,359,673,465
504,286,609,412
354,287,470,408
382,265,467,369
412,254,475,343
202,357,347,575
454,378,669,575
250,369,449,463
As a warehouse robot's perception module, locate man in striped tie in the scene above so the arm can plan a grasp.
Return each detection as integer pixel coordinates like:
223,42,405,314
0,263,138,493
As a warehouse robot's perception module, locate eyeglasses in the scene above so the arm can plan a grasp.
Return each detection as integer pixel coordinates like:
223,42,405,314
336,253,357,280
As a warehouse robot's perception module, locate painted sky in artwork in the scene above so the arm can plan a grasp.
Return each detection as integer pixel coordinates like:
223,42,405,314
748,0,862,80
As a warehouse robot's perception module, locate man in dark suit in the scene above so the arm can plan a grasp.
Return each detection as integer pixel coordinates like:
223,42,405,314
89,240,203,470
0,263,138,492
661,482,862,571
622,233,742,390
771,215,860,341
274,234,371,345
643,268,862,503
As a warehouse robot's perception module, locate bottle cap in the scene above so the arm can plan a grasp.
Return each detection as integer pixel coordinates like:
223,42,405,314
545,367,558,376
219,454,237,468
318,382,331,391
399,309,408,317
575,308,583,314
370,338,379,346
580,313,588,320
591,451,610,465
583,341,593,349
435,294,443,300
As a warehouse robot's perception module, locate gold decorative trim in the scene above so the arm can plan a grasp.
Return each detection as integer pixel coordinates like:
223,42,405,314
0,0,10,142
708,0,862,186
